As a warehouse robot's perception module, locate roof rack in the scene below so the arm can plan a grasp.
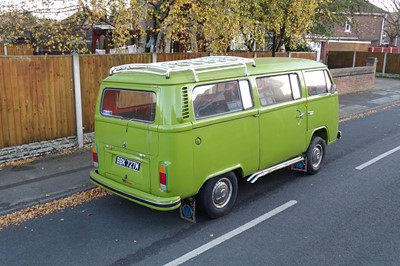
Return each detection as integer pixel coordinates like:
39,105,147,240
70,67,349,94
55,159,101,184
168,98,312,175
109,56,256,82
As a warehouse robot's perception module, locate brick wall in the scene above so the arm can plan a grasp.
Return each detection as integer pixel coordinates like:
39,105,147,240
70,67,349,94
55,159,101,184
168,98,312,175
330,58,377,94
332,14,384,43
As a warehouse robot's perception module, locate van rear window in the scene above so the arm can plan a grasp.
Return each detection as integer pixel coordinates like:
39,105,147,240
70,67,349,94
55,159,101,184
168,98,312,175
101,89,156,122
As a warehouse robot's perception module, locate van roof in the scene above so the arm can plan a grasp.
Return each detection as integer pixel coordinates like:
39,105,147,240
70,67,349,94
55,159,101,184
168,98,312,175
250,57,326,74
104,56,326,85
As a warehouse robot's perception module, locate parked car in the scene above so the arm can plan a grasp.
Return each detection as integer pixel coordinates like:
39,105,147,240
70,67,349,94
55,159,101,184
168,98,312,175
90,56,341,220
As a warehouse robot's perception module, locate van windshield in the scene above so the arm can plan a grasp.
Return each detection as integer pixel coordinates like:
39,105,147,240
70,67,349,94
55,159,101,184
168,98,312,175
101,89,156,122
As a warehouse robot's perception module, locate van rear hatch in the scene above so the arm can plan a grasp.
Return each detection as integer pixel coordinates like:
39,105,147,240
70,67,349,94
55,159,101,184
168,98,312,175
96,88,158,193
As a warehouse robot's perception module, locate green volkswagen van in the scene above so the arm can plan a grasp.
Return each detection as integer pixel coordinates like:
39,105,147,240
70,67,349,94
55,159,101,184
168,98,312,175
90,56,341,219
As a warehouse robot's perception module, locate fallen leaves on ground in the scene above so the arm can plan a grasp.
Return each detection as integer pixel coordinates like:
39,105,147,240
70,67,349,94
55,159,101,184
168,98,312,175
0,188,109,230
0,145,92,168
339,102,400,123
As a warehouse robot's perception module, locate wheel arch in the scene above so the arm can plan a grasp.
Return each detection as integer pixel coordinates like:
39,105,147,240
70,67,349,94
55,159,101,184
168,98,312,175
196,168,240,218
196,165,242,194
309,127,328,144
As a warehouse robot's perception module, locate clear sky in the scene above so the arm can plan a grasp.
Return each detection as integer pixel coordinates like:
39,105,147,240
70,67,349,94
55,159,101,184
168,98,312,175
1,0,78,19
369,0,395,11
2,0,395,16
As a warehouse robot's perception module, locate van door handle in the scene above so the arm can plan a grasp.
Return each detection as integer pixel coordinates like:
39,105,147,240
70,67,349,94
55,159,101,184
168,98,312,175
308,110,314,115
296,113,305,118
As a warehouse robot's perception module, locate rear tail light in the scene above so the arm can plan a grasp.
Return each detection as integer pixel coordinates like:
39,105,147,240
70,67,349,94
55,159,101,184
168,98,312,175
159,162,169,192
92,145,99,168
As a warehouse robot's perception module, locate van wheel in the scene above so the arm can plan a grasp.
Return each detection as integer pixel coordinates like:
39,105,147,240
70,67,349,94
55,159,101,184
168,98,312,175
198,172,238,219
306,136,326,175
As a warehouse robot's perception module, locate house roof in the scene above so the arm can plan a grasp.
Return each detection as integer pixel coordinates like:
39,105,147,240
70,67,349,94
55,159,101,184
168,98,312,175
355,0,386,14
332,0,386,15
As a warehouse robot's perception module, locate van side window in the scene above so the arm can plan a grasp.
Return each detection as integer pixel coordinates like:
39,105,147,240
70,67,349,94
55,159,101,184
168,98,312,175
193,80,243,118
256,74,301,106
304,70,329,96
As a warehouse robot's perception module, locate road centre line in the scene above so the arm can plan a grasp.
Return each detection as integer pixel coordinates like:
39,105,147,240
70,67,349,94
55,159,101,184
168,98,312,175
355,145,400,170
164,200,298,266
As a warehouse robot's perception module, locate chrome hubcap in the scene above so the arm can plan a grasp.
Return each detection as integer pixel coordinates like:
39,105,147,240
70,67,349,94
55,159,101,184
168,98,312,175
212,177,233,209
311,144,323,168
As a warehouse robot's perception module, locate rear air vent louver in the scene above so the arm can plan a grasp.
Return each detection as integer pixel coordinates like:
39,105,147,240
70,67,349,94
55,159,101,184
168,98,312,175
181,87,190,120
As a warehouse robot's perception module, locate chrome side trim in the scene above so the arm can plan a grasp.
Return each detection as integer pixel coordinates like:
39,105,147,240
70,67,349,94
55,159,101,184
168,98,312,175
247,156,304,184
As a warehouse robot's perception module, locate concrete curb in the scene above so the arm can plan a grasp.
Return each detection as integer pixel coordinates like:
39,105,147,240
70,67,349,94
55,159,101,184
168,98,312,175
339,100,400,122
0,184,95,217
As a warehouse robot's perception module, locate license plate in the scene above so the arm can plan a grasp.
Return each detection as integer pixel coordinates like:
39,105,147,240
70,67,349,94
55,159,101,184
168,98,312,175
115,156,141,171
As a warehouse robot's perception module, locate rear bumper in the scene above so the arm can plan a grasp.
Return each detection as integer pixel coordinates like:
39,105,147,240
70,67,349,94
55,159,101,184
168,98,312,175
90,170,181,211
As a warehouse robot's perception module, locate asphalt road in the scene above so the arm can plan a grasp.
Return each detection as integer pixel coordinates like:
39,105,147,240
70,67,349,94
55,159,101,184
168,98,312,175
1,106,400,266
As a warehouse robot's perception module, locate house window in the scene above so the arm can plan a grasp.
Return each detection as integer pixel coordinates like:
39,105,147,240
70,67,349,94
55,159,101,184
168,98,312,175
345,18,352,32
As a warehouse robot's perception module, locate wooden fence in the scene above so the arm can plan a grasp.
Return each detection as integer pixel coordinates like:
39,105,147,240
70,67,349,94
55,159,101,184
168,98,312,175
157,52,209,62
79,53,152,135
0,44,34,55
0,56,75,147
0,51,317,148
327,51,400,75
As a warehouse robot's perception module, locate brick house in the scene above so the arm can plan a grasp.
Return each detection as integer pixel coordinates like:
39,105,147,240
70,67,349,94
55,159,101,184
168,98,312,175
333,15,385,44
312,1,387,62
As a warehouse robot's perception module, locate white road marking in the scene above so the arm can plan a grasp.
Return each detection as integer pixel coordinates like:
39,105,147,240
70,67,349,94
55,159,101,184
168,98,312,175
164,200,298,266
355,145,400,170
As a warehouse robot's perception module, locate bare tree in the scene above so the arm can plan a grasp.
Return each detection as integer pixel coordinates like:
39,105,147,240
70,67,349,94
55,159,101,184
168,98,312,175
378,0,400,45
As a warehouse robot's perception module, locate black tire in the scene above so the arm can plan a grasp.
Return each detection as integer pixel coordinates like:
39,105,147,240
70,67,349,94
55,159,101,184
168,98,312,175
198,172,238,219
306,136,326,175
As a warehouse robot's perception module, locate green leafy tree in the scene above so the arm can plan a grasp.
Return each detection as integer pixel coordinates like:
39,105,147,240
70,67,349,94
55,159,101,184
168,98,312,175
0,0,87,53
2,0,377,54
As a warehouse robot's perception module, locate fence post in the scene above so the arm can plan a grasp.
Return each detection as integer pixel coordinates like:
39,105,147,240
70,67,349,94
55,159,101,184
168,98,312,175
72,52,84,148
152,52,157,63
382,53,387,75
367,57,378,75
4,45,7,56
352,51,357,67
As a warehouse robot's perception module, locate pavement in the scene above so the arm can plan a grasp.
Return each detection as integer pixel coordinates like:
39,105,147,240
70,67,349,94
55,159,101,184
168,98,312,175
0,77,400,216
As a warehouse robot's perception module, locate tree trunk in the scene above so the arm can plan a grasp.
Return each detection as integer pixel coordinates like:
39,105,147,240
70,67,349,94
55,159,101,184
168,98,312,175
164,35,171,53
137,3,148,53
272,33,276,57
163,24,173,53
138,34,147,53
155,29,164,53
190,28,198,53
